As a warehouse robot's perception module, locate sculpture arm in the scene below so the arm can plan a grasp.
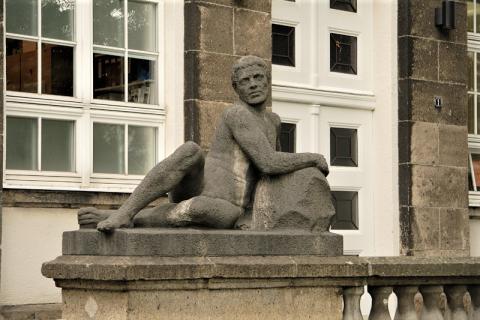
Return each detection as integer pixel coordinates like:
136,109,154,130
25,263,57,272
226,110,329,176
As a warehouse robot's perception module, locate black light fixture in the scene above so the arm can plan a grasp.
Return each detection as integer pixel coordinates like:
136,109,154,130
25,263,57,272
435,0,456,31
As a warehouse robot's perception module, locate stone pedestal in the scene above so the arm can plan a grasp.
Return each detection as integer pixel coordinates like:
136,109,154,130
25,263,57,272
43,228,344,319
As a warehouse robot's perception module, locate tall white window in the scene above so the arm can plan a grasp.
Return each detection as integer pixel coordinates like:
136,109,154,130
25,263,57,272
467,0,480,206
4,0,166,191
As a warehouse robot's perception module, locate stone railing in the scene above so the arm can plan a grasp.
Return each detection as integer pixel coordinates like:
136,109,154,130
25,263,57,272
42,254,480,319
339,257,480,320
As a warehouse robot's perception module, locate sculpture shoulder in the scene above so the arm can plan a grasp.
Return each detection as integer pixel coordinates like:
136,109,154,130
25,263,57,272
223,104,251,127
266,111,281,128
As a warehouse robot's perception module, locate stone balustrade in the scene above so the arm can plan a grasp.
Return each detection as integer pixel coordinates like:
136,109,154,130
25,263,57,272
42,254,480,319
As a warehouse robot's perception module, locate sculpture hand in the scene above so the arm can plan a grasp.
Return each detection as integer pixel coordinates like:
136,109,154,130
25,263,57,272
315,155,329,177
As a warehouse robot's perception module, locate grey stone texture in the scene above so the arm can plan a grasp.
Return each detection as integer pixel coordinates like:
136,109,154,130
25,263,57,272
398,0,469,256
252,167,335,232
62,229,343,256
184,0,272,149
0,303,62,320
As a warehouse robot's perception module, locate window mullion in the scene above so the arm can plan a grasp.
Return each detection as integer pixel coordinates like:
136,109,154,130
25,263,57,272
38,0,42,94
125,124,129,175
124,0,129,103
38,118,42,171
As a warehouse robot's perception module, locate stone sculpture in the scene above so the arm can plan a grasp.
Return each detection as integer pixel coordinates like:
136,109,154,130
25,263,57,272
78,55,335,232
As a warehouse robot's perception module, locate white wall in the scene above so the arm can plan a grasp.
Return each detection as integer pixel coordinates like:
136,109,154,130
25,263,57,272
1,208,77,305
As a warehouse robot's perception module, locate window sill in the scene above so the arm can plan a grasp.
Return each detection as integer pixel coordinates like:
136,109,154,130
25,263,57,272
2,188,167,209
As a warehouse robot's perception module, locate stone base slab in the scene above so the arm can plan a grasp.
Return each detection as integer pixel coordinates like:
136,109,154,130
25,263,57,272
63,228,343,256
61,285,341,320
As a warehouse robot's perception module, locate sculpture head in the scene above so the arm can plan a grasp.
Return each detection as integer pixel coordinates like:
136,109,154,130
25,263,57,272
231,56,270,106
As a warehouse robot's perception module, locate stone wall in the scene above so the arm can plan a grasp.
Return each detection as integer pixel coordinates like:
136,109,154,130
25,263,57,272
398,0,470,256
184,0,272,149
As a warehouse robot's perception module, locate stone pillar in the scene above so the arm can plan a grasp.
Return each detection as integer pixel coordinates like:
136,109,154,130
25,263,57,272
398,0,469,256
184,0,272,149
0,0,4,274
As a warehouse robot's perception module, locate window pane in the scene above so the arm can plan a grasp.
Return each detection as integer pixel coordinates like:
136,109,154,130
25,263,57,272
469,51,475,92
476,96,480,135
272,24,295,67
6,39,38,93
93,53,125,101
42,119,75,172
330,33,357,74
93,123,125,174
42,44,74,96
6,0,38,36
330,0,357,13
7,117,38,170
477,0,480,33
128,57,155,104
469,94,475,134
468,0,474,33
330,127,358,167
42,0,75,41
93,0,125,48
128,1,156,52
280,123,296,153
472,154,480,190
331,191,359,230
470,154,475,191
128,126,156,175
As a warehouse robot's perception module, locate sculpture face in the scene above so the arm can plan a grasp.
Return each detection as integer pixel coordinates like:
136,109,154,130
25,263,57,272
234,65,268,105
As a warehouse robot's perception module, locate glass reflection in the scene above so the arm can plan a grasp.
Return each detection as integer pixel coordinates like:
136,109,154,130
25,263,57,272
93,0,125,48
128,57,155,104
6,39,38,93
42,44,74,96
128,126,156,175
6,0,38,36
93,123,125,174
42,0,75,41
128,1,156,52
93,53,125,101
7,117,38,170
42,119,75,172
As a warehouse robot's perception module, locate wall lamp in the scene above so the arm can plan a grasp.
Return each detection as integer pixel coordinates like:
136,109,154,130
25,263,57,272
435,0,456,31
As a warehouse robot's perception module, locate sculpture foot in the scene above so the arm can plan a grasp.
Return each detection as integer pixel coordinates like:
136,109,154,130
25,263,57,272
78,207,112,228
97,212,133,232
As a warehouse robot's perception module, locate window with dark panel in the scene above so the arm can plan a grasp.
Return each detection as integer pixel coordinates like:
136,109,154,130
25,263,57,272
330,33,357,74
280,123,296,153
331,191,359,230
330,127,358,167
330,0,357,13
272,24,295,67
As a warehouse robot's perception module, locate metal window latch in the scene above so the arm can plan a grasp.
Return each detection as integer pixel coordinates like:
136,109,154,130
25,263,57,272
435,0,456,31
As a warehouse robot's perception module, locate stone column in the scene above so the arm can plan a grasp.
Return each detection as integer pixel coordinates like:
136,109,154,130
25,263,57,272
0,0,4,272
398,0,469,256
184,0,272,149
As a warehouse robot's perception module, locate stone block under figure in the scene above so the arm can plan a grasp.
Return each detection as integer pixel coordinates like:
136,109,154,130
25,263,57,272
78,56,332,232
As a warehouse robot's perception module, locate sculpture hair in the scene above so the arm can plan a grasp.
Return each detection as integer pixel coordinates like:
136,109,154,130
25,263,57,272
231,55,271,88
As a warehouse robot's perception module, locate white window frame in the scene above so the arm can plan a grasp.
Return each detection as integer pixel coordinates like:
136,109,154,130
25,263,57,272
3,0,176,193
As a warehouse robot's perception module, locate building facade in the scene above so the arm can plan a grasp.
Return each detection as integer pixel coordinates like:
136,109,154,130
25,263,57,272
0,0,477,318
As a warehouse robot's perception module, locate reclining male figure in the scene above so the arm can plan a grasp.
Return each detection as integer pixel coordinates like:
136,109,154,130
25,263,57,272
78,56,329,232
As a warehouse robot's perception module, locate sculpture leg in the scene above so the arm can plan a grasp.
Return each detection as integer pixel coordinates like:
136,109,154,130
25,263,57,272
165,195,244,229
92,141,204,232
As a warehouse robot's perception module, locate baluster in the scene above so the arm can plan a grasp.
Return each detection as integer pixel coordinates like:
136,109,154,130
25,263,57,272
419,285,444,320
343,286,364,320
393,286,419,320
444,285,468,320
468,285,480,320
369,286,393,320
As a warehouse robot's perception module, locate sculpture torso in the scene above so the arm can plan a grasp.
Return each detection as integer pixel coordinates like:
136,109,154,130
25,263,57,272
201,100,279,208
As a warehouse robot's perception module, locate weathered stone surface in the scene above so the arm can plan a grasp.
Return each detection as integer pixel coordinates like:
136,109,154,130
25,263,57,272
184,51,237,103
0,303,62,320
398,121,411,164
439,208,469,251
252,167,335,232
438,124,468,167
411,165,467,208
410,80,467,126
234,9,271,59
184,2,233,54
411,122,439,165
184,100,230,150
62,228,343,257
410,207,440,251
408,37,438,81
439,42,468,84
61,285,342,320
235,0,271,13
